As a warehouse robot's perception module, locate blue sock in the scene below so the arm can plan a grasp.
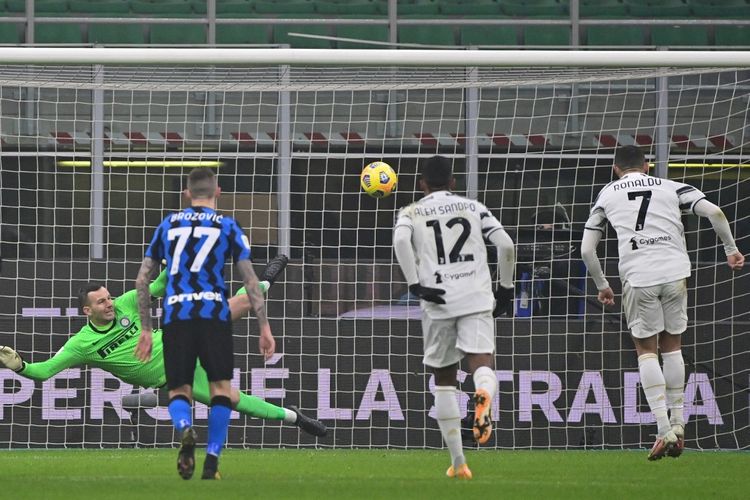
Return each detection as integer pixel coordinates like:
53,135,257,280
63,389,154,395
168,396,192,432
206,396,232,457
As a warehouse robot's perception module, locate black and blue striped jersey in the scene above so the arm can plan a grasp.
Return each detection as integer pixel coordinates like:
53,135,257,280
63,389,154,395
145,206,252,324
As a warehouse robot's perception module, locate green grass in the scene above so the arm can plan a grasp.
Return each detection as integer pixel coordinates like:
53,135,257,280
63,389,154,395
1,449,749,499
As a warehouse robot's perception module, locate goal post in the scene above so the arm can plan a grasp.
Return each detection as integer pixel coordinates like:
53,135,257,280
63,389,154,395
0,48,748,450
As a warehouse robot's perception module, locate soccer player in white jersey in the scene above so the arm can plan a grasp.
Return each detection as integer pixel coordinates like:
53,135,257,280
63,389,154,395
393,156,515,479
581,145,745,460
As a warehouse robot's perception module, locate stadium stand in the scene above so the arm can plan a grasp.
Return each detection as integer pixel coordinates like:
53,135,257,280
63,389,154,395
34,23,85,44
216,24,270,45
69,0,132,15
150,23,206,45
89,23,146,45
399,24,456,46
0,22,21,44
652,26,710,48
0,0,748,47
130,0,196,16
335,23,390,49
523,25,570,46
586,25,647,47
460,25,518,47
715,25,750,46
273,23,332,48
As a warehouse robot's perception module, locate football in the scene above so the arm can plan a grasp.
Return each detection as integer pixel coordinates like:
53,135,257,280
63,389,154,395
360,161,397,198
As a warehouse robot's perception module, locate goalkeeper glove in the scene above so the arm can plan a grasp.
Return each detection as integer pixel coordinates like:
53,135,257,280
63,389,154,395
493,286,515,317
409,284,446,305
0,346,25,372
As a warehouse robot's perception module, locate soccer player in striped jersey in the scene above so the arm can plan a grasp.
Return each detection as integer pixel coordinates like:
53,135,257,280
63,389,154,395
393,156,515,479
0,255,327,441
581,145,745,460
134,167,270,480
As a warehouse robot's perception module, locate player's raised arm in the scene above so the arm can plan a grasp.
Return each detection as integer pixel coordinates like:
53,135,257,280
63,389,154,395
692,199,745,271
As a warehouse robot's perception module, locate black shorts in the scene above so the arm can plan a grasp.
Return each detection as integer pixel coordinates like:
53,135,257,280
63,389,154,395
162,318,234,390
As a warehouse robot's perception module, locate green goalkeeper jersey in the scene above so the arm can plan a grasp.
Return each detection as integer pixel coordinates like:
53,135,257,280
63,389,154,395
20,271,169,388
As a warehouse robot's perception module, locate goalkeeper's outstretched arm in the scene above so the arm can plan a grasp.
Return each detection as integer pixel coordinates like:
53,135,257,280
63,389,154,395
0,342,82,381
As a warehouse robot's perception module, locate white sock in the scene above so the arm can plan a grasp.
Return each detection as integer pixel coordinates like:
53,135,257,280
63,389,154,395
662,350,685,427
638,353,671,436
434,386,465,468
283,408,297,424
472,366,498,401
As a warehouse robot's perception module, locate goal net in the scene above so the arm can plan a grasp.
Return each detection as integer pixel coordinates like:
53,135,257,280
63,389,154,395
0,49,748,450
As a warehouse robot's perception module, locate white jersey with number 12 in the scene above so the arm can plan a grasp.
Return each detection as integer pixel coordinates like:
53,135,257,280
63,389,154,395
394,190,503,319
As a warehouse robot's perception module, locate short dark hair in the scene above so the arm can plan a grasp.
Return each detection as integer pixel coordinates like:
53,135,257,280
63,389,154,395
614,145,646,171
78,282,104,311
187,167,217,199
421,155,453,189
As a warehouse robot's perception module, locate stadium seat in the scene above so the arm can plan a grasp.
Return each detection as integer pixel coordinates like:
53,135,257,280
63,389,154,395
586,25,646,46
254,1,317,15
150,24,206,44
34,23,84,44
523,26,571,46
501,0,568,18
399,25,456,46
397,2,441,16
316,1,383,16
627,1,692,18
273,24,332,48
460,25,518,47
2,0,25,13
89,23,146,45
212,1,256,16
580,3,629,18
34,0,70,15
691,3,750,18
335,23,389,49
440,2,503,16
130,0,195,16
652,26,709,47
714,25,750,47
68,1,131,15
0,22,21,44
216,24,271,45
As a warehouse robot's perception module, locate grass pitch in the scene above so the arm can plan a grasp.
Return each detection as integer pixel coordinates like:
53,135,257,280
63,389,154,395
1,448,748,499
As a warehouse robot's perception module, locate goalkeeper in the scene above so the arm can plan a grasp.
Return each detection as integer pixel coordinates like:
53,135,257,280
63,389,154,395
0,255,327,438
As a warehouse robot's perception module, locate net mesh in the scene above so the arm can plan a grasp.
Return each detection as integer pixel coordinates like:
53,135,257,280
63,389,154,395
0,60,748,450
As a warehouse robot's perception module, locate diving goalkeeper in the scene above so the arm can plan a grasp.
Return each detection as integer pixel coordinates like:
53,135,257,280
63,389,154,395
0,255,327,437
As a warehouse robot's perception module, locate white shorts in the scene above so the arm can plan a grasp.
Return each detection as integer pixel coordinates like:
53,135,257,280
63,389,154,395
421,310,495,368
622,279,688,339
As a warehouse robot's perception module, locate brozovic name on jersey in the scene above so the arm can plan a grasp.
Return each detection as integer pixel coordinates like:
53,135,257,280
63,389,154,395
169,211,224,223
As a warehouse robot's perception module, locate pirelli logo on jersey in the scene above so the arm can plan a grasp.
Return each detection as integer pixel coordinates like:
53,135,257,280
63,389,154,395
166,290,224,305
97,319,138,358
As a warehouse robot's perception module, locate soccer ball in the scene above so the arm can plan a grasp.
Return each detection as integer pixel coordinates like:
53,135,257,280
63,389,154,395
360,161,397,198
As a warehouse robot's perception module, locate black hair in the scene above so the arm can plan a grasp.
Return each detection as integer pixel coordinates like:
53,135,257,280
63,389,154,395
187,167,217,199
421,155,453,190
78,282,104,311
614,145,646,171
